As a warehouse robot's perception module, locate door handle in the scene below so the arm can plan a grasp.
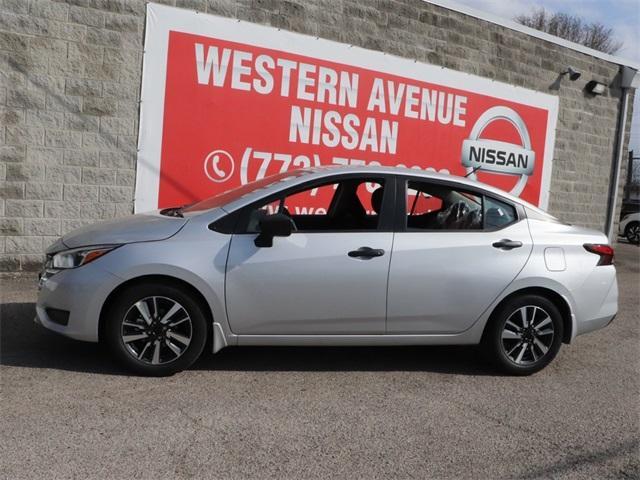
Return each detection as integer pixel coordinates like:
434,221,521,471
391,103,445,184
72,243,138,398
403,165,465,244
348,246,385,258
492,239,523,250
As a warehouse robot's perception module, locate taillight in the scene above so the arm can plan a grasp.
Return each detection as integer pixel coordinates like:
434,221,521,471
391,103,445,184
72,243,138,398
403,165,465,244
583,244,614,266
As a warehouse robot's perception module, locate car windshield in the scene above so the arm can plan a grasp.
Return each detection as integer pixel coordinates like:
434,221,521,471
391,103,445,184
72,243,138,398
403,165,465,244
182,169,312,213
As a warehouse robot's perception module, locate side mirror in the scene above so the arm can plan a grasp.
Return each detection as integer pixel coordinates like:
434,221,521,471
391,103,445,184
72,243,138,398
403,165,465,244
254,213,293,247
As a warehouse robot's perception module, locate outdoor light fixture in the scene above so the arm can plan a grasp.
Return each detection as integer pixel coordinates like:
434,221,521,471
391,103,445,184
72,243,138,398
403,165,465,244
561,66,582,81
585,80,607,95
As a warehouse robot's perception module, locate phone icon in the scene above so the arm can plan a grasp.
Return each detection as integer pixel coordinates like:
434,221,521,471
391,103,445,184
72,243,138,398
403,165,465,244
204,150,234,183
211,154,226,178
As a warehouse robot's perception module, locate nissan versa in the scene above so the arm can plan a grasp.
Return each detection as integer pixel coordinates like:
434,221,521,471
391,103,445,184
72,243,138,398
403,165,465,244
36,166,618,376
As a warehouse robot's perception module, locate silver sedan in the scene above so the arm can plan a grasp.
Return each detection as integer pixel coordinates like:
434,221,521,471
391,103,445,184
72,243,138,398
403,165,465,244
36,166,618,376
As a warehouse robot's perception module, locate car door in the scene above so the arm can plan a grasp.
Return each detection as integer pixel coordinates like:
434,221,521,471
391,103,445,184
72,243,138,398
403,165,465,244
225,174,394,335
386,177,533,334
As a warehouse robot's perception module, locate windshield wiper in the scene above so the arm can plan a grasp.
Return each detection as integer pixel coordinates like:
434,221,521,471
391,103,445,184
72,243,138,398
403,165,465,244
159,206,184,217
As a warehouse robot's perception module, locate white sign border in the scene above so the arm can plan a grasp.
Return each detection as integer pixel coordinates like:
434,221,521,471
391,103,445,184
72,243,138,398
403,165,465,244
136,2,558,212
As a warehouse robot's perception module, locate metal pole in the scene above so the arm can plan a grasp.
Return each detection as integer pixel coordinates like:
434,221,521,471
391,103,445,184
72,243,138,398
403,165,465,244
624,150,633,196
604,88,630,242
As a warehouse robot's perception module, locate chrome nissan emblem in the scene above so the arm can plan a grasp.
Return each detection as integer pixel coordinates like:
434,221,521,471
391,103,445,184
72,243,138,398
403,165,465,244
461,106,535,197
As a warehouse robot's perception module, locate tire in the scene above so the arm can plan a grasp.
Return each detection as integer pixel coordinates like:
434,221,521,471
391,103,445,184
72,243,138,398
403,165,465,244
625,221,640,245
481,294,563,375
103,282,208,376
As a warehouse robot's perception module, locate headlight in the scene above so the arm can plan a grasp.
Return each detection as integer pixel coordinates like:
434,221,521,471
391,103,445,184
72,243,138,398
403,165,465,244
51,245,119,269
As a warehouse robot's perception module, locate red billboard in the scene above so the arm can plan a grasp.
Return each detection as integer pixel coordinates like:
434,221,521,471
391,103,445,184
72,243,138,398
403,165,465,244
136,4,558,213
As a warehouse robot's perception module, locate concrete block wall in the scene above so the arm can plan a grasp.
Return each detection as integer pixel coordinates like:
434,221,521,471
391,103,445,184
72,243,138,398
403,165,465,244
1,0,144,271
0,0,634,271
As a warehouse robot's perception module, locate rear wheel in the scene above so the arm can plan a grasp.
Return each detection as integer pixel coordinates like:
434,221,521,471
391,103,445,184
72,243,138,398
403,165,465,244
104,283,208,376
482,294,563,375
625,221,640,244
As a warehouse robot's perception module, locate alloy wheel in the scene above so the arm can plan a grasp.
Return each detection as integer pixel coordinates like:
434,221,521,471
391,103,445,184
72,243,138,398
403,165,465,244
627,223,640,244
120,296,192,365
501,305,554,365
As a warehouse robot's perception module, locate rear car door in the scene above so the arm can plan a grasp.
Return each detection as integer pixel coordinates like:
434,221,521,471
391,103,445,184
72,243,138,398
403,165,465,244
386,177,532,334
225,174,395,335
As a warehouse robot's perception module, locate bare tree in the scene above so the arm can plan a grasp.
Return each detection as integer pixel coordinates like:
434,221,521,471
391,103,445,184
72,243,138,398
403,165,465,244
515,7,623,55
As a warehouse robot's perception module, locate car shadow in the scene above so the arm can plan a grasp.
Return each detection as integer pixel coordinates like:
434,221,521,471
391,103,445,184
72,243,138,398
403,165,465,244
617,237,638,246
192,345,494,375
1,302,496,376
0,302,128,376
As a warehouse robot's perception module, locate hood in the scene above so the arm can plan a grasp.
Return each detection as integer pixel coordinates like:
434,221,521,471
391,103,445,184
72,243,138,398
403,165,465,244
60,213,188,249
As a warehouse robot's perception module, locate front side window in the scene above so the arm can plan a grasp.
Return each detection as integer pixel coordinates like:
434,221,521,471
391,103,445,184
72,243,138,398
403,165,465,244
406,180,483,230
243,178,386,233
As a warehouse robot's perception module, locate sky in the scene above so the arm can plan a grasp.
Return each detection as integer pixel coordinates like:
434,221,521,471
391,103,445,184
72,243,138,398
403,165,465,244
451,0,640,153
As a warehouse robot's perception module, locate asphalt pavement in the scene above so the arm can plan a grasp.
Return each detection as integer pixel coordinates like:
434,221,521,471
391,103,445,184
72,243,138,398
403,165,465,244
1,242,638,479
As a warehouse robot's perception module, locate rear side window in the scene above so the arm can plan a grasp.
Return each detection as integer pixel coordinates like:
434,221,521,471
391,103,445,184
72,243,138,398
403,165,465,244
484,197,517,229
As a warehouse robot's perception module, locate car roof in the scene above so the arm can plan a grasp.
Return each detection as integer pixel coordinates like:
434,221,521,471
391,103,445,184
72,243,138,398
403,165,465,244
303,165,549,211
214,165,553,218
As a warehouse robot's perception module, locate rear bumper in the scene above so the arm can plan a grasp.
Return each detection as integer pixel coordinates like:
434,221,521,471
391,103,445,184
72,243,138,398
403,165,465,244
575,313,616,336
574,270,618,337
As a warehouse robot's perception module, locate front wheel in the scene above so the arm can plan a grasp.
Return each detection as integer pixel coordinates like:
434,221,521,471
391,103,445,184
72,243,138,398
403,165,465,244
625,221,640,244
103,283,208,376
482,294,563,375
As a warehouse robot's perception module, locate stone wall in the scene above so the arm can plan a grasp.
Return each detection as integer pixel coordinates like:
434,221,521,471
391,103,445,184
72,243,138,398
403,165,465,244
0,0,634,271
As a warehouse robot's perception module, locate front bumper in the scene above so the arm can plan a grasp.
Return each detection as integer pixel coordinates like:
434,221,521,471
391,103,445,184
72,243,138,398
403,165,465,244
35,262,122,342
618,222,626,235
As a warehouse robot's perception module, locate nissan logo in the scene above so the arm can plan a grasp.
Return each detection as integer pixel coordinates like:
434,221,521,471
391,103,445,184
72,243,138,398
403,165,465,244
461,106,535,197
